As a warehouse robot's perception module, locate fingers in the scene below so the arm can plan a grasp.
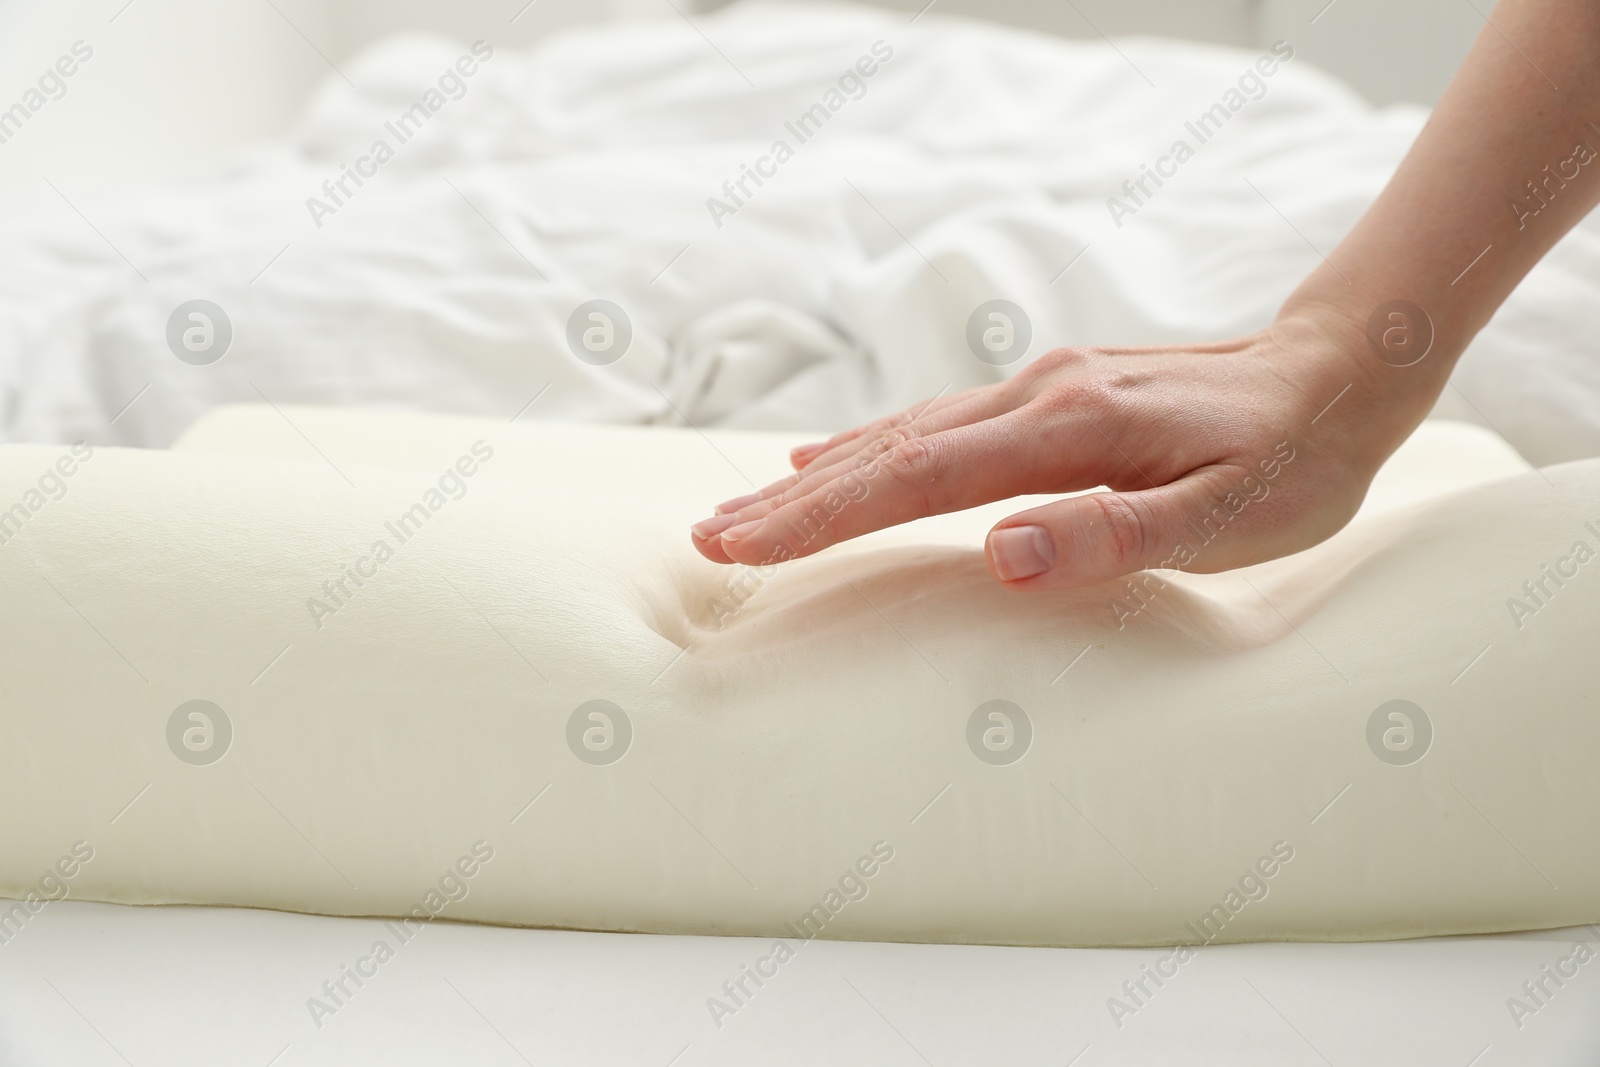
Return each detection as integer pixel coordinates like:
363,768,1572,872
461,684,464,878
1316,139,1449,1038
984,469,1248,590
783,387,990,474
714,388,1008,523
703,413,1069,566
788,434,857,473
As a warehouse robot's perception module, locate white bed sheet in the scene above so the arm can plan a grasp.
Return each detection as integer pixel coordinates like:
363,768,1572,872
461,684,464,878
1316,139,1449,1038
1,902,1597,1065
2,2,1598,464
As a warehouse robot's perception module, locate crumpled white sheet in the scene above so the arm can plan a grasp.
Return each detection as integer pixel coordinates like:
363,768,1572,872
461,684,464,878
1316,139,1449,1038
0,0,1596,462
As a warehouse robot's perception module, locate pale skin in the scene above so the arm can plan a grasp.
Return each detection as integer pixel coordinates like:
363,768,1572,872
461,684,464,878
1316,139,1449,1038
692,0,1600,588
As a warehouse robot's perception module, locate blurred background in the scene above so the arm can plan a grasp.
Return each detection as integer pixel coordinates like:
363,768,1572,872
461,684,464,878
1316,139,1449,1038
11,0,1593,462
0,0,1480,200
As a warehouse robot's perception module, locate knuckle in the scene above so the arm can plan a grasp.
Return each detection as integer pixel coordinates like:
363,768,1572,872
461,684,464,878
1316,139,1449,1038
880,436,932,479
1034,346,1090,373
763,475,801,505
1031,377,1105,420
879,408,918,434
866,435,939,513
766,487,803,511
861,426,916,463
1087,493,1151,568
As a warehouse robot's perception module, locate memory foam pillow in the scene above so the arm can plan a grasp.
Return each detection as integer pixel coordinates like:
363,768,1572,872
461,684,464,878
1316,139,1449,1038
1,406,1596,947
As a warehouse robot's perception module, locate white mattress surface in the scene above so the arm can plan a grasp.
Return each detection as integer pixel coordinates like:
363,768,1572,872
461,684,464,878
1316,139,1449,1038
6,412,1596,948
1,901,1596,1066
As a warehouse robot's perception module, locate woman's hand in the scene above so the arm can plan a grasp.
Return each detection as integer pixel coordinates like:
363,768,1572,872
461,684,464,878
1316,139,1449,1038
693,0,1600,590
690,311,1414,589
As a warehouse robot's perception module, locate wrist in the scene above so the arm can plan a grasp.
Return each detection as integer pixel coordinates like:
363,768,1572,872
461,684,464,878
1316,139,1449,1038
1268,287,1460,469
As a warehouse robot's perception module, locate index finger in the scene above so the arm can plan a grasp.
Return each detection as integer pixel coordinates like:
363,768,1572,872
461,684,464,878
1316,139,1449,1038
713,413,1065,567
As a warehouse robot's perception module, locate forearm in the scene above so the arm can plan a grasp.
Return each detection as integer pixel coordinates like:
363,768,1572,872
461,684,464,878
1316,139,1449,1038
1280,0,1600,452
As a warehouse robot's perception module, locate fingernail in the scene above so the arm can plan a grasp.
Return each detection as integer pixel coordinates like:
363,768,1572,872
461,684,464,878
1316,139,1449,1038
691,513,742,540
720,518,764,543
790,442,824,462
715,491,764,515
989,525,1055,581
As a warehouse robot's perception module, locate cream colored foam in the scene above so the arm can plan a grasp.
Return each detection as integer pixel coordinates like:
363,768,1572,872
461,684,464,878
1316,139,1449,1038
1,407,1594,947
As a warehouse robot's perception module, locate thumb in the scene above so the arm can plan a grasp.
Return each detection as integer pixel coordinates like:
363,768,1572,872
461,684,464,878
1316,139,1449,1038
985,473,1245,589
